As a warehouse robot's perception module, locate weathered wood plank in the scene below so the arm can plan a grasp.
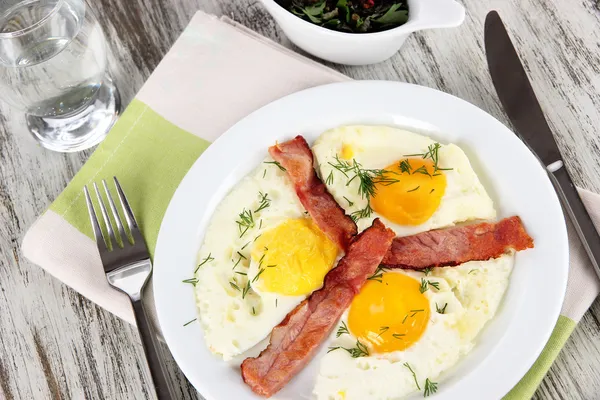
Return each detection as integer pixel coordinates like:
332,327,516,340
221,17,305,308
1,0,599,399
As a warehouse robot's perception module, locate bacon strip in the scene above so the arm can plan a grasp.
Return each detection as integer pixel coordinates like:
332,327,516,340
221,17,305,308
382,216,534,269
241,219,395,398
269,136,357,250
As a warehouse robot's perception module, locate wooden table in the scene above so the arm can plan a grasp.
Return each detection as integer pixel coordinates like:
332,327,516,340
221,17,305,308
1,0,600,398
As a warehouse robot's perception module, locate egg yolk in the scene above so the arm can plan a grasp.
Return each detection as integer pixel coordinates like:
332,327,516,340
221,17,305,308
341,143,354,160
251,218,338,296
370,158,446,226
348,273,430,353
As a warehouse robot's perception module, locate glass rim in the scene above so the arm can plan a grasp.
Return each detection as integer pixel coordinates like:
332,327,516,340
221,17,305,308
0,0,66,39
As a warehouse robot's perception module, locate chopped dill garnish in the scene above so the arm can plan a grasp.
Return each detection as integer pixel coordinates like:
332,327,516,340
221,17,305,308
419,278,429,293
378,326,389,337
258,253,265,268
404,143,453,174
232,256,242,270
328,155,399,221
263,169,266,178
264,246,268,251
343,196,354,206
236,251,247,260
236,209,255,238
436,303,448,314
367,265,387,282
251,307,256,315
429,189,435,194
254,191,271,213
407,186,420,192
424,378,438,397
410,309,424,317
267,264,277,268
194,253,214,273
392,333,405,339
468,269,477,274
259,219,263,229
403,363,421,390
242,281,251,299
230,281,241,291
422,267,433,276
275,298,278,307
264,160,286,171
252,268,265,283
326,171,334,185
336,321,350,337
402,314,409,324
419,279,439,293
234,271,247,276
254,234,262,242
328,340,369,358
183,318,197,327
398,159,412,174
182,278,199,286
412,165,431,176
351,204,374,222
241,241,251,250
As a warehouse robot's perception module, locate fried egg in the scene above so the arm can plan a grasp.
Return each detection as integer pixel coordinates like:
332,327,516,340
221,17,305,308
312,125,496,236
313,255,514,400
195,157,339,360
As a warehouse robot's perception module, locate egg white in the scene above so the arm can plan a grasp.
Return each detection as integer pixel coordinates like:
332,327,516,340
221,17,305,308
312,125,496,236
313,255,514,400
195,157,310,360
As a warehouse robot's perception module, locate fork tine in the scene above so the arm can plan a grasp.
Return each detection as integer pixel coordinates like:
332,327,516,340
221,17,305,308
113,177,139,231
102,179,127,244
84,186,108,250
93,182,118,249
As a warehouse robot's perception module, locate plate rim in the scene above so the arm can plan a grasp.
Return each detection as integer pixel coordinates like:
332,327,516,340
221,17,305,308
154,80,568,400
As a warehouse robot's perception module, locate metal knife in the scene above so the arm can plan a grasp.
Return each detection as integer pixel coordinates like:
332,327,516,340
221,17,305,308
484,10,600,280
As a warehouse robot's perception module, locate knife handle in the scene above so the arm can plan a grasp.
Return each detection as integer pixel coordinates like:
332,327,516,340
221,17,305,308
549,164,600,280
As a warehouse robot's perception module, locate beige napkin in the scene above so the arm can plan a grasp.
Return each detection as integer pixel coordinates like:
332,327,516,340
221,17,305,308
21,11,600,399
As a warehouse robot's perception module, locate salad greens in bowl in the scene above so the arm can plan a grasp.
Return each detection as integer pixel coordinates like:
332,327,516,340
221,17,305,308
281,0,409,34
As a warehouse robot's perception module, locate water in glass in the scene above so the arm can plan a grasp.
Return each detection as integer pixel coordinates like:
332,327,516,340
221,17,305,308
0,0,120,152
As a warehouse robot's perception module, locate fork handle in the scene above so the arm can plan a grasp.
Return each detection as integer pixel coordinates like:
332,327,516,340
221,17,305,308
132,298,176,400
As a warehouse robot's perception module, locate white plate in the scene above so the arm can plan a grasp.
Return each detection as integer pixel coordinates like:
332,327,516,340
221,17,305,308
154,81,568,400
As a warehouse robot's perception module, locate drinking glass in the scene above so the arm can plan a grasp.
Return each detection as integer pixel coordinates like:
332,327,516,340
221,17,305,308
0,0,120,152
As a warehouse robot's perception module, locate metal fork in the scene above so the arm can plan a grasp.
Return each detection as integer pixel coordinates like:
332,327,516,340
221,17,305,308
84,177,175,400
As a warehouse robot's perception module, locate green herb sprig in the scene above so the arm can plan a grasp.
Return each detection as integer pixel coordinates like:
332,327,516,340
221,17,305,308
367,265,388,283
236,209,255,238
436,303,448,314
254,192,271,213
419,278,440,293
424,378,438,397
328,340,369,358
336,321,350,337
405,143,453,174
194,253,214,273
182,278,199,286
264,160,286,171
403,363,421,390
329,155,398,222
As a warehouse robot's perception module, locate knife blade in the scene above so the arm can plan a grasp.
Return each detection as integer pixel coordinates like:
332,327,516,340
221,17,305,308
484,10,600,280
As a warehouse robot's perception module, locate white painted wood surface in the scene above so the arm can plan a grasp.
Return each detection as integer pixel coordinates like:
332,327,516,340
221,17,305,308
1,0,599,398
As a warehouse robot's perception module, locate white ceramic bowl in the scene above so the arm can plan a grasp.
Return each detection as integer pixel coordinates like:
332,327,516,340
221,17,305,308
260,0,465,65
